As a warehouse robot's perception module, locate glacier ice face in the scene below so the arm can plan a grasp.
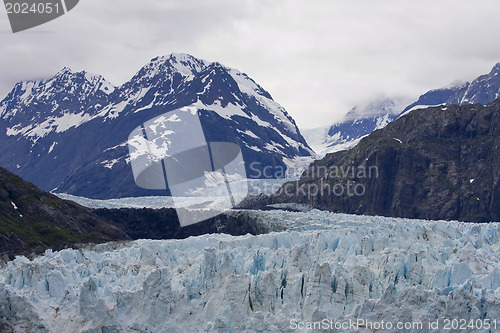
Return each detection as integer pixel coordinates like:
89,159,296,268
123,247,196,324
54,178,293,210
1,210,500,332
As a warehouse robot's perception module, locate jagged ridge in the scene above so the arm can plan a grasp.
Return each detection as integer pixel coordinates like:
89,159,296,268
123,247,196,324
0,54,313,199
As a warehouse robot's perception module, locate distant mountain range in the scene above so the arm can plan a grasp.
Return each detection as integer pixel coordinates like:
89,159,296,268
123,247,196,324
2,55,499,201
304,62,500,155
0,54,313,199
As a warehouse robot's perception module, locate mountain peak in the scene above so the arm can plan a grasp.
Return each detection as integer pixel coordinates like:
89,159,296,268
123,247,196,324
53,67,105,83
141,53,209,79
55,66,73,77
39,68,115,99
489,62,500,74
168,52,204,63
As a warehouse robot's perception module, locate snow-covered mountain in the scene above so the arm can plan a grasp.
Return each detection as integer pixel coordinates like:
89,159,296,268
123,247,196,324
305,62,500,157
400,62,500,116
0,54,313,199
302,98,410,157
1,209,499,332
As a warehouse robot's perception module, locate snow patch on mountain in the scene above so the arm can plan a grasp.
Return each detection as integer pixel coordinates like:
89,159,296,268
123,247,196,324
195,99,248,119
398,104,446,118
47,142,57,154
374,113,393,128
237,129,259,139
1,210,500,332
7,111,94,141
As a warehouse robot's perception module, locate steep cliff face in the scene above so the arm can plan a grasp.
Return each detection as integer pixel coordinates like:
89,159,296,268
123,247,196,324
272,99,500,222
0,167,129,258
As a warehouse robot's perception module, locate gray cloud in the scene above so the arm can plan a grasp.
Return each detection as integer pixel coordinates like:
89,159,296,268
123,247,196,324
1,0,500,128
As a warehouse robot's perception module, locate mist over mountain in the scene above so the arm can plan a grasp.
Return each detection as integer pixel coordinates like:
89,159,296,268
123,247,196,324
401,62,500,115
303,98,411,157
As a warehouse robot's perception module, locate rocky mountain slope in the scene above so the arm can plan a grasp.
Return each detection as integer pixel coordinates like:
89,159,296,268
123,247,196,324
270,98,500,222
0,54,312,199
0,167,129,259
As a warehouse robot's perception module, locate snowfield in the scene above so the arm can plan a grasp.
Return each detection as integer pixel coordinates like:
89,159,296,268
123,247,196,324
1,210,500,332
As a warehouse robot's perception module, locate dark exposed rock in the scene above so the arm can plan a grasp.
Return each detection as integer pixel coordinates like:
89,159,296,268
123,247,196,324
236,193,273,210
269,99,500,222
93,208,273,240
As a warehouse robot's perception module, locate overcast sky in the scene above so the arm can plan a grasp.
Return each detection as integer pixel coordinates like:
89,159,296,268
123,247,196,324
2,0,500,128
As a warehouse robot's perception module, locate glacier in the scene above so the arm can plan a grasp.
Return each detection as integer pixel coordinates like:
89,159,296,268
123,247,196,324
1,209,500,332
54,178,294,210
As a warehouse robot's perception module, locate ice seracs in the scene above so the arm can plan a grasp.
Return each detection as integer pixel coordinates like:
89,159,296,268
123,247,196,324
1,210,499,332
